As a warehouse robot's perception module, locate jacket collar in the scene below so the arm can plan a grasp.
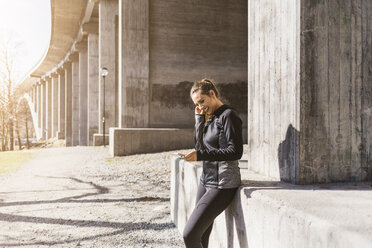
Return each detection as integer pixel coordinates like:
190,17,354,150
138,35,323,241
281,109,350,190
212,104,230,117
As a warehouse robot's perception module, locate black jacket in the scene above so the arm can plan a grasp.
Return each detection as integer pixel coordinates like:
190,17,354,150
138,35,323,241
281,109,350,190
195,104,243,188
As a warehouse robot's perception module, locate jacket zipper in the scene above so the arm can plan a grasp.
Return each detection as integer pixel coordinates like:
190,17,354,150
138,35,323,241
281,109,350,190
216,163,219,185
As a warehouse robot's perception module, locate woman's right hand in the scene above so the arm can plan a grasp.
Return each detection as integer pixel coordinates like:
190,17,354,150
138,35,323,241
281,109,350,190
195,106,205,115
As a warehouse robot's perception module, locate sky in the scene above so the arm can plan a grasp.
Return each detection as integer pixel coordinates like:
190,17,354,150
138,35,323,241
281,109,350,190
0,0,51,85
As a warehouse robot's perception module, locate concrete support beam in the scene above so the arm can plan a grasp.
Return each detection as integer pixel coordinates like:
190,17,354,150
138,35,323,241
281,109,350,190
37,83,41,130
40,80,46,140
99,0,118,133
109,128,193,156
71,53,80,146
87,32,99,146
118,0,149,128
57,68,65,139
51,73,59,138
247,0,372,184
77,39,88,146
45,77,52,139
64,62,73,146
33,86,37,112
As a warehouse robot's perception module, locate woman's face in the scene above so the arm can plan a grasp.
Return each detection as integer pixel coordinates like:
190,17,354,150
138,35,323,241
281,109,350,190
191,90,217,115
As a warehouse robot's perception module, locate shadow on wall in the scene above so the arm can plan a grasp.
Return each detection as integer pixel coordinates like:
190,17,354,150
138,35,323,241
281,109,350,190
278,124,300,184
151,80,248,114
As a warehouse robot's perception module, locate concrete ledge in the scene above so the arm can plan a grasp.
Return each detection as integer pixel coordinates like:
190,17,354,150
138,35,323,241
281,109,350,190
171,157,372,247
109,128,194,157
93,134,109,146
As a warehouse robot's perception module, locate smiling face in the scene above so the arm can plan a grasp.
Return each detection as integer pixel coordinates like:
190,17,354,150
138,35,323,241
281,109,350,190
191,90,218,115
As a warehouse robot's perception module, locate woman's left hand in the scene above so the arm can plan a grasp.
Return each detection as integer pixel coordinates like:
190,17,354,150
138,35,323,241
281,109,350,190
185,150,197,161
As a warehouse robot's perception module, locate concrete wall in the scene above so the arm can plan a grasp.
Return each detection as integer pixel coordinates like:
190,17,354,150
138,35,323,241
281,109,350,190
247,0,300,181
109,128,193,156
99,0,117,133
118,0,149,128
171,158,372,248
148,0,248,129
87,33,99,146
299,0,372,183
248,0,372,184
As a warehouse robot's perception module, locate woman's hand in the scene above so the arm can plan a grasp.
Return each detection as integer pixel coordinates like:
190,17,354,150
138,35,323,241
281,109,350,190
185,150,197,161
195,106,205,115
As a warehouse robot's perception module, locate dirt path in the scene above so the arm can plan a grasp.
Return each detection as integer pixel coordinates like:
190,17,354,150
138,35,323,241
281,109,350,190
0,147,188,247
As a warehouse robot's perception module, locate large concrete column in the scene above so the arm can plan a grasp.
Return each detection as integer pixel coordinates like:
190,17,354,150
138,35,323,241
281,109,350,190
118,0,149,128
33,85,37,112
57,68,65,139
51,73,59,138
99,0,118,134
247,0,372,184
37,83,41,129
86,26,99,146
64,61,73,146
71,52,80,146
40,79,46,140
77,39,88,146
45,77,52,139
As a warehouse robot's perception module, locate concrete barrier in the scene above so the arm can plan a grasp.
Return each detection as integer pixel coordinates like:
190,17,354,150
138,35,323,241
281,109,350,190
93,134,109,146
171,158,372,248
109,128,194,156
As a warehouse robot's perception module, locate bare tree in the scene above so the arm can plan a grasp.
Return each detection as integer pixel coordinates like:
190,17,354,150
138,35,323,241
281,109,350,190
0,31,23,151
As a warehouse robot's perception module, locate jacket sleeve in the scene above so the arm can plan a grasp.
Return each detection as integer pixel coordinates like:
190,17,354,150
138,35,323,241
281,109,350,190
197,110,243,161
194,114,205,150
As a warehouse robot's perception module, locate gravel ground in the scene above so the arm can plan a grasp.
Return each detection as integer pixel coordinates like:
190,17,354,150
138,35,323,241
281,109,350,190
0,146,192,248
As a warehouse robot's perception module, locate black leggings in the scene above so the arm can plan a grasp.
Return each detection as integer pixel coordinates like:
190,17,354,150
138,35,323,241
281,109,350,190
183,183,238,248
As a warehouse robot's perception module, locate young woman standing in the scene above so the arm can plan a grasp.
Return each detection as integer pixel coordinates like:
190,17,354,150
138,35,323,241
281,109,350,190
183,78,243,248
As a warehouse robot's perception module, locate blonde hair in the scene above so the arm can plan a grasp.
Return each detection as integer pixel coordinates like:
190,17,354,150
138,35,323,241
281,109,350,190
190,78,221,99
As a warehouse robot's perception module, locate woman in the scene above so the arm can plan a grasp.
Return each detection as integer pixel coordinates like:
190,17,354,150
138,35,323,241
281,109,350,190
183,78,243,247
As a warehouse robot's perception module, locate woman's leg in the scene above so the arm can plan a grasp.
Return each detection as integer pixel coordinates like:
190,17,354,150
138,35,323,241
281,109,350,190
183,186,238,248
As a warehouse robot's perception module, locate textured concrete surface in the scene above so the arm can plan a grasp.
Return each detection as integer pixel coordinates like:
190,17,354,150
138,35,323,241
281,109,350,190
45,77,52,139
57,68,65,139
64,62,73,147
37,84,41,132
99,0,118,133
248,0,300,182
71,54,80,146
118,0,149,128
171,158,372,248
247,0,372,184
87,32,99,146
92,134,109,146
51,75,58,138
78,40,88,146
148,0,247,128
299,0,372,183
109,128,194,156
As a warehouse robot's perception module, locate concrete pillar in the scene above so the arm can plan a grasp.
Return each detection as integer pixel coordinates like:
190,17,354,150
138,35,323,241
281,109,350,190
99,0,118,133
45,77,52,139
77,39,88,146
87,28,99,146
64,61,73,146
71,52,80,146
57,68,65,139
40,79,46,140
247,0,372,184
118,0,149,128
37,83,41,129
51,73,59,138
33,86,37,112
